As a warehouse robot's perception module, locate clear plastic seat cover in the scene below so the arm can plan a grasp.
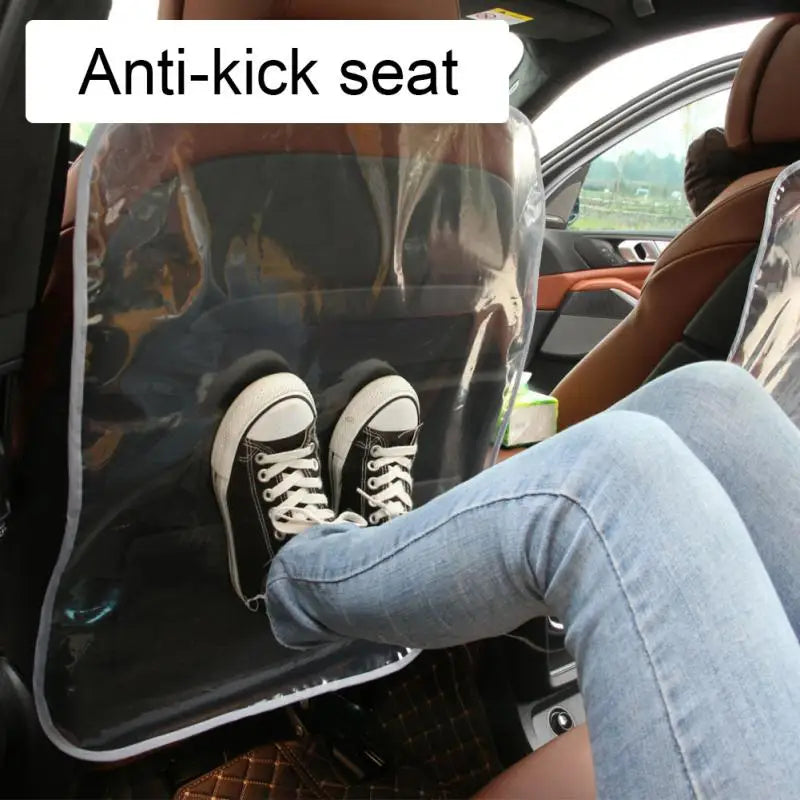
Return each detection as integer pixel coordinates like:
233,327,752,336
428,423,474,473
33,113,544,760
730,160,800,423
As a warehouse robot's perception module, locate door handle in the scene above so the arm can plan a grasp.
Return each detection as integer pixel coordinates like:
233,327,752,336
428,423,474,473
618,240,662,263
571,277,641,301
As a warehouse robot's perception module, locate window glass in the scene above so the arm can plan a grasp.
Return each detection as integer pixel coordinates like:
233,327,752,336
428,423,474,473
70,122,96,147
533,19,767,157
568,90,729,234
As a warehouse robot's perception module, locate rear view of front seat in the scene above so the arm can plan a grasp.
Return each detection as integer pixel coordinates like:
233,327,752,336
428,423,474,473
23,0,545,761
553,14,800,430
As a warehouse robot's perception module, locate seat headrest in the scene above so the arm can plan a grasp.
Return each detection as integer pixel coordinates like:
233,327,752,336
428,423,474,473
726,14,800,153
684,127,743,216
159,0,461,20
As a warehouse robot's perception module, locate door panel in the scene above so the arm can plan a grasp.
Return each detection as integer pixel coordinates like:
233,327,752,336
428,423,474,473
538,265,650,310
528,228,660,393
540,284,638,358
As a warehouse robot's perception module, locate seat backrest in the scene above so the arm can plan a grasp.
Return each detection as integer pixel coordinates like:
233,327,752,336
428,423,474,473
730,159,800,424
552,14,800,430
29,1,544,763
34,121,541,763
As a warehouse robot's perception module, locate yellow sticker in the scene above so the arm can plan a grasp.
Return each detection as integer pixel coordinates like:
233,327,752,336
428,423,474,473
468,8,533,25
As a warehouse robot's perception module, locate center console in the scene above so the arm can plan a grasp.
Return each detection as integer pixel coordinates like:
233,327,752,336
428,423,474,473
479,615,585,763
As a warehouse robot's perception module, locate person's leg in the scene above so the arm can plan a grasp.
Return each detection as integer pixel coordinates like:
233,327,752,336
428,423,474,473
268,409,800,798
474,725,594,800
615,361,800,633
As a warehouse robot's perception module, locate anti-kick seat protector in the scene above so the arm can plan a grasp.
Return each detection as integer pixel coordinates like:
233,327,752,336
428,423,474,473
730,159,800,423
33,116,544,761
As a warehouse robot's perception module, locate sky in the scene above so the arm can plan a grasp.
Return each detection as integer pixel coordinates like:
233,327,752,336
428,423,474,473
105,0,767,157
532,19,768,154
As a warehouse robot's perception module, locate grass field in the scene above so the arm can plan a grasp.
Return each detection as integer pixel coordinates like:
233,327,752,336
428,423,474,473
572,188,693,234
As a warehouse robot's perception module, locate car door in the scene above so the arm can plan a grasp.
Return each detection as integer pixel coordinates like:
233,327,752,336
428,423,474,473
0,0,110,794
526,55,741,393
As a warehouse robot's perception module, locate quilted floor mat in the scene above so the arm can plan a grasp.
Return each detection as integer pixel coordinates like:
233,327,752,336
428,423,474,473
176,646,501,800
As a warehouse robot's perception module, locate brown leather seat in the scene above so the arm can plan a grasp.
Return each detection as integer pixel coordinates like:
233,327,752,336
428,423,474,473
552,14,800,430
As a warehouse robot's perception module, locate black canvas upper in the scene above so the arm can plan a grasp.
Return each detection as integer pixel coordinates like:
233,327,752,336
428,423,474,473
224,423,318,602
339,425,418,520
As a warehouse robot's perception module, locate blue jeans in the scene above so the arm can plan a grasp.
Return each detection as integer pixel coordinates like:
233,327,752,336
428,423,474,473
267,362,800,799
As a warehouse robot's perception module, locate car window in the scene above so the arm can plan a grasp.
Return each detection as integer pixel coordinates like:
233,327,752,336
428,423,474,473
567,89,729,235
533,19,767,157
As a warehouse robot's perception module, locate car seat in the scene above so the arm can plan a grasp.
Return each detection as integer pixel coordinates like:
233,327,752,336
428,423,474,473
730,158,800,422
25,0,545,763
553,14,800,430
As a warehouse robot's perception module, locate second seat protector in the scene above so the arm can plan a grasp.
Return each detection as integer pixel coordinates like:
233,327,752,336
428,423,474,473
33,115,545,760
730,159,800,425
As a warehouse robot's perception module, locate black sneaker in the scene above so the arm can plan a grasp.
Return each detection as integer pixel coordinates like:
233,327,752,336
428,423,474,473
212,373,364,609
329,375,420,525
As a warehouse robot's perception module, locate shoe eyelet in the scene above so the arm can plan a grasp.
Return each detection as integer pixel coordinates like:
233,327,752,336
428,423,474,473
367,460,377,472
257,469,269,483
311,458,320,471
263,488,274,502
274,531,286,542
370,446,380,457
367,477,378,490
369,513,380,525
255,453,268,465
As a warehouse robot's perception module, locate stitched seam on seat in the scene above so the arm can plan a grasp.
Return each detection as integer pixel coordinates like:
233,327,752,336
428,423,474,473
647,242,758,285
699,172,777,217
744,24,787,147
661,174,776,256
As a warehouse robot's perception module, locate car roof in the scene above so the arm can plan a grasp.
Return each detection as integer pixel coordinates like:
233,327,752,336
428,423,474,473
493,0,799,116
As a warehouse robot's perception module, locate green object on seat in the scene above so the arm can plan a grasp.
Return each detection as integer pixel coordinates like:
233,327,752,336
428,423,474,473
500,374,558,447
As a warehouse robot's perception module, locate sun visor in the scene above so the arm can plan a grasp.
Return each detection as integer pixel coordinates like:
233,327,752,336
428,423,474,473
462,0,610,42
161,0,461,20
730,160,800,424
32,116,544,761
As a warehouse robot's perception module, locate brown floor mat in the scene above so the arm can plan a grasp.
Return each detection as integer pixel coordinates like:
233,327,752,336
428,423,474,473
176,646,501,800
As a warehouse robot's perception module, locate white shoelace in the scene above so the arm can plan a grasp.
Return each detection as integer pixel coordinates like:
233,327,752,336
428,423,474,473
358,442,417,525
254,444,365,540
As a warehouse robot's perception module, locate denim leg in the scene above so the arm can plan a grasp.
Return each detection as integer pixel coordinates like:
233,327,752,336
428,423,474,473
268,408,800,798
615,361,800,635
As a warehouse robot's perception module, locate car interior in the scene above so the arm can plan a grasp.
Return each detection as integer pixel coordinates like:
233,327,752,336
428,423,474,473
1,0,800,797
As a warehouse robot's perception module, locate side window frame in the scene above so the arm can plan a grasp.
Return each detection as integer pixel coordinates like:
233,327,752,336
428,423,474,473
565,89,730,236
540,54,741,230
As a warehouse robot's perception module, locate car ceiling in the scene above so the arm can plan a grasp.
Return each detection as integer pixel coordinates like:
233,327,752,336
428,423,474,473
475,0,800,117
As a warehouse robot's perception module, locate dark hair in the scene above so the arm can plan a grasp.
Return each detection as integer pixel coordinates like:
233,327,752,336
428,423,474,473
685,127,800,217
